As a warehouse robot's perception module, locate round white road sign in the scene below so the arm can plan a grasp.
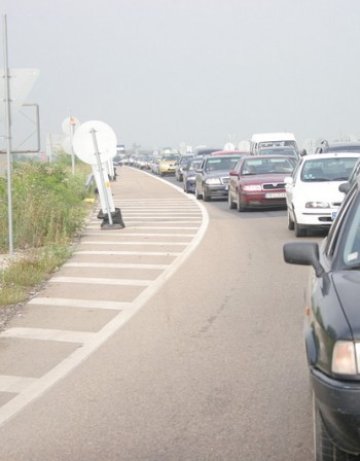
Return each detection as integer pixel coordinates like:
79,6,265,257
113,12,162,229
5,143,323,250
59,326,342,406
62,116,80,135
72,120,117,165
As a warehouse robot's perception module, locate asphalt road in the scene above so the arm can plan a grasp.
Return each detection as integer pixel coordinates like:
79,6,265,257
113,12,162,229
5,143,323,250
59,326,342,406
0,167,319,460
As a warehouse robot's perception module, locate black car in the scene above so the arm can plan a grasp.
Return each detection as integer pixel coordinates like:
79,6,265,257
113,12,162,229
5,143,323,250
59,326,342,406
195,155,241,201
315,140,360,154
183,157,203,193
283,176,360,460
175,155,193,182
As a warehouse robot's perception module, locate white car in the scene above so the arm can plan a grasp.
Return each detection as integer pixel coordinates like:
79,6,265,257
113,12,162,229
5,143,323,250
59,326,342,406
285,153,359,237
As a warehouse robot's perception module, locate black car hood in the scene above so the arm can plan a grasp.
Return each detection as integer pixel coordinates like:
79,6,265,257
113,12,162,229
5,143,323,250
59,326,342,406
333,270,360,338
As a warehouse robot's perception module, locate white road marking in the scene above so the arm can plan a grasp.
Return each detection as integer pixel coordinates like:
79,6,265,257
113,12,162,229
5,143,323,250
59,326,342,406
28,298,130,310
86,225,198,230
74,250,181,256
80,241,188,246
121,212,201,215
63,262,168,269
0,328,94,343
0,376,37,393
50,276,151,286
82,232,195,238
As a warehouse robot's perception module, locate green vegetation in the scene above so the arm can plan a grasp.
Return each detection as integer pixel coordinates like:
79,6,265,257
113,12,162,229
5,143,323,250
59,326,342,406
0,156,95,307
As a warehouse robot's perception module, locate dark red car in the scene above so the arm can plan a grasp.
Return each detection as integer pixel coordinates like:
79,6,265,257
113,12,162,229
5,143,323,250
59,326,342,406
228,155,295,211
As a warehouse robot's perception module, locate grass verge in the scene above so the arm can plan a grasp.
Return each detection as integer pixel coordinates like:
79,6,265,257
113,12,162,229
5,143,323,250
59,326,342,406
0,244,74,307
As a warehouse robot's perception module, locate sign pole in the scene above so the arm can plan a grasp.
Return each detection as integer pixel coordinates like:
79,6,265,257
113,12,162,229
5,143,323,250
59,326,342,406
2,14,13,254
90,128,113,225
69,114,75,175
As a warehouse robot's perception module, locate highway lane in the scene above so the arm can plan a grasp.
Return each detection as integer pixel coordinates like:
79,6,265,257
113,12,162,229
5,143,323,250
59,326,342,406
0,167,319,460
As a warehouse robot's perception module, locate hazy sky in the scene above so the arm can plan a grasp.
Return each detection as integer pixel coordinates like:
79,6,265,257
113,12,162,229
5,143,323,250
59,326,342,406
2,0,360,151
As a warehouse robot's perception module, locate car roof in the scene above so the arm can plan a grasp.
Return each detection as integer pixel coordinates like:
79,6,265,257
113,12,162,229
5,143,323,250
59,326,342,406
250,132,296,143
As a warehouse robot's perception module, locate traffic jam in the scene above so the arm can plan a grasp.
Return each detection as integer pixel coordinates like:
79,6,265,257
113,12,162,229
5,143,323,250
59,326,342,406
123,133,360,460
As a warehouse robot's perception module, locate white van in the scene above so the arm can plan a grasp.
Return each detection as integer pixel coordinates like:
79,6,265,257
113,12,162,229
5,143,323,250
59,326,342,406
250,132,298,155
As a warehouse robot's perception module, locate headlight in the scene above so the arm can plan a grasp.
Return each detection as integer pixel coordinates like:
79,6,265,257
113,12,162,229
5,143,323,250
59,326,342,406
332,341,357,375
205,178,221,185
305,201,330,208
243,185,262,192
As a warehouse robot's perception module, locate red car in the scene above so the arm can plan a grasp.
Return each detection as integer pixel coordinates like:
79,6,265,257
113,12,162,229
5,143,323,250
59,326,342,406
228,155,295,211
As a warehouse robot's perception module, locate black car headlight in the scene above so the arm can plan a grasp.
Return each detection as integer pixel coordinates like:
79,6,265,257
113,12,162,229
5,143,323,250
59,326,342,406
332,341,359,375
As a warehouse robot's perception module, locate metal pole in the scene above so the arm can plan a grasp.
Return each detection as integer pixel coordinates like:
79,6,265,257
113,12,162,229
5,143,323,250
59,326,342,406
69,114,75,175
2,15,13,254
90,128,113,225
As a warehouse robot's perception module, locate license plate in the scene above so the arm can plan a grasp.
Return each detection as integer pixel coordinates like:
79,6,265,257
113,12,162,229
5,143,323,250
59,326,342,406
331,211,338,221
265,192,286,199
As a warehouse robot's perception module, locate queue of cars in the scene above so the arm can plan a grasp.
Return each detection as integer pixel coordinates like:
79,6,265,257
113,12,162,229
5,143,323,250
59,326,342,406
128,135,360,459
281,138,360,460
129,136,360,242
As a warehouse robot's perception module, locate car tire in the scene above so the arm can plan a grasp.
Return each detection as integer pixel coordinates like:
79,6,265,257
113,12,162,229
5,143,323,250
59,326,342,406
195,185,202,200
313,398,357,460
288,209,295,230
237,194,246,212
294,217,306,237
228,191,236,209
203,188,210,202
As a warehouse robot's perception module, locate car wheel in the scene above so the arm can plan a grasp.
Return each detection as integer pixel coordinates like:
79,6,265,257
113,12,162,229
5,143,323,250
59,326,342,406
195,185,202,200
288,209,295,230
203,188,210,202
237,194,246,212
294,216,306,237
228,191,236,209
313,398,357,461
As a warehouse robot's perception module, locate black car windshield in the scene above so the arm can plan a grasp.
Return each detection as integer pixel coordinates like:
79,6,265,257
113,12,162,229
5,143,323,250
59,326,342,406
342,198,360,269
204,157,240,172
301,157,358,182
241,157,294,175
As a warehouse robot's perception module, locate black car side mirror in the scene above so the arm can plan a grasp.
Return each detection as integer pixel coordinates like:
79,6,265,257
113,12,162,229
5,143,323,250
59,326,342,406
283,242,324,278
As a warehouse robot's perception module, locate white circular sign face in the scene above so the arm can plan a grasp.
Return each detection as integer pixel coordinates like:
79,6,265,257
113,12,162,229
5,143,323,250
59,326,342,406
62,116,80,135
72,120,117,165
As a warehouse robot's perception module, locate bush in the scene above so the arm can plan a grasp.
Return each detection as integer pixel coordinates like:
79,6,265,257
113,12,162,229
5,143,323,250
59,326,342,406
0,160,94,252
0,159,95,307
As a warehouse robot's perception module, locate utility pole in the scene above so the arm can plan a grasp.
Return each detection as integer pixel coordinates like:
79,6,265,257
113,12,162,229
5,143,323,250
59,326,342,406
2,14,14,254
